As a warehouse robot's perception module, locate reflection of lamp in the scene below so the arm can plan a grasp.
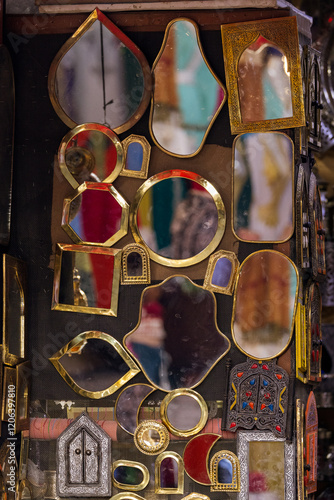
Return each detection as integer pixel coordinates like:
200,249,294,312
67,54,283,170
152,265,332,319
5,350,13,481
65,146,95,178
73,267,88,307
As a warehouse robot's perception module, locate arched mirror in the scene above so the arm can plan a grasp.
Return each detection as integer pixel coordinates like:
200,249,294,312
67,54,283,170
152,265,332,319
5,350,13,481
120,135,151,179
155,452,184,494
58,123,124,189
124,275,230,391
210,451,240,491
121,243,151,285
232,250,298,360
150,18,226,157
130,170,226,267
112,461,150,491
233,132,293,243
48,8,151,133
204,250,239,295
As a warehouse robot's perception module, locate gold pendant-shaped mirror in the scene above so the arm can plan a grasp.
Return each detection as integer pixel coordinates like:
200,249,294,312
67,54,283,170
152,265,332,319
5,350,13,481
48,8,152,133
221,17,305,134
58,123,124,189
232,132,294,243
112,460,150,491
150,18,226,158
203,250,239,295
232,250,298,360
52,244,121,316
120,135,151,179
155,452,184,494
210,451,240,492
49,331,140,399
130,170,226,267
115,383,155,435
121,243,151,285
62,182,129,247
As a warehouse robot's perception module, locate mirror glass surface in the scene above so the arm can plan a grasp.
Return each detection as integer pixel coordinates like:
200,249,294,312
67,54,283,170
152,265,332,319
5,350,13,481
166,395,202,431
160,458,178,488
127,252,143,276
233,132,293,242
125,142,144,171
211,257,232,288
8,272,24,358
51,10,150,132
114,466,144,486
124,276,230,390
233,251,297,359
218,459,233,484
115,384,154,434
248,441,284,498
150,19,225,156
142,429,160,447
238,36,293,123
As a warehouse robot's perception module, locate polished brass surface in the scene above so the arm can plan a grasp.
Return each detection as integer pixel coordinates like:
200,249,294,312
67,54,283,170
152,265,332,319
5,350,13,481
121,243,151,285
134,420,170,455
155,452,184,494
203,250,239,296
120,135,151,179
112,460,150,491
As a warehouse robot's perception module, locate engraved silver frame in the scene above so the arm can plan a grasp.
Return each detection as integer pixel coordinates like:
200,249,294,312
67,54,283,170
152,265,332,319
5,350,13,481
237,431,294,500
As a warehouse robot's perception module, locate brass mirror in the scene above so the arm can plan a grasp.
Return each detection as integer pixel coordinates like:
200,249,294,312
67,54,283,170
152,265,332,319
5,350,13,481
112,461,150,491
120,135,151,179
121,243,151,285
130,170,226,267
210,451,240,491
203,250,239,295
48,8,151,133
58,123,124,189
233,132,294,243
183,433,221,485
150,18,226,157
134,420,169,455
155,452,184,494
124,275,230,391
232,250,298,359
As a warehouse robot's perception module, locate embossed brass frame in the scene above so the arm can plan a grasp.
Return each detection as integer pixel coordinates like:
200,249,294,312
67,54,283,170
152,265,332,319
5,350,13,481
203,250,239,295
134,420,170,455
221,17,305,134
111,493,145,500
160,388,208,437
52,243,121,316
210,450,240,491
48,8,152,133
3,254,27,366
120,135,151,179
130,170,226,267
237,431,294,500
155,451,184,494
231,249,299,360
62,182,129,247
112,460,150,491
296,164,310,270
58,123,124,189
49,331,140,399
295,278,307,383
296,400,305,500
121,243,151,285
149,18,226,158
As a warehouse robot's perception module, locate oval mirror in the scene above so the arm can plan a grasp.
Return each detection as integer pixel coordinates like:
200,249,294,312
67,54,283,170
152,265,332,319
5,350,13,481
150,19,226,157
112,461,149,491
58,124,124,189
130,170,226,267
233,132,293,242
232,250,298,359
48,8,151,133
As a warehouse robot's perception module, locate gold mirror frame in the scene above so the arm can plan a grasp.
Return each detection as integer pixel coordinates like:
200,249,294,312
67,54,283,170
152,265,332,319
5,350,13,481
120,135,151,179
231,249,299,360
149,18,226,158
111,493,145,500
49,330,140,399
305,280,322,382
210,450,240,492
295,278,307,383
48,8,152,133
296,400,305,500
221,16,305,134
121,243,151,285
58,123,124,189
62,182,129,247
130,170,226,267
181,494,210,500
203,250,239,295
134,420,170,455
296,164,310,271
155,451,184,494
52,243,121,316
112,460,150,491
160,388,208,438
3,254,27,366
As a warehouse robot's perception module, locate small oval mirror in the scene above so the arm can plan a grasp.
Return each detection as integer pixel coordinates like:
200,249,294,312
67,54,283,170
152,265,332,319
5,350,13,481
112,461,150,491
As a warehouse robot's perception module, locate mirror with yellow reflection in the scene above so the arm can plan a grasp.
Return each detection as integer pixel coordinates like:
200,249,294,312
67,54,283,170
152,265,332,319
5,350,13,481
150,18,226,157
233,132,293,242
232,250,298,360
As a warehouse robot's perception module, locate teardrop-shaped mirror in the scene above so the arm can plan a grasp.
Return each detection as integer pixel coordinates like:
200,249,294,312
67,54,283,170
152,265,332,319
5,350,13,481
150,18,226,157
232,250,298,360
49,8,152,133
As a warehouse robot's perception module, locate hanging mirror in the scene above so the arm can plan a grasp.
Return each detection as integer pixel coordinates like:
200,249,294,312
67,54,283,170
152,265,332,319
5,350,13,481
308,47,322,150
124,275,230,391
130,170,226,267
120,135,151,179
221,16,305,134
49,331,140,399
296,400,305,500
233,132,294,243
115,384,155,435
160,389,208,437
121,243,151,285
58,123,124,189
52,243,121,316
134,420,169,455
155,452,184,494
150,18,226,157
296,164,311,270
232,250,298,360
183,434,221,485
62,182,129,247
305,281,322,382
210,451,240,491
305,391,318,495
309,172,326,279
203,250,239,295
48,8,151,133
112,461,149,491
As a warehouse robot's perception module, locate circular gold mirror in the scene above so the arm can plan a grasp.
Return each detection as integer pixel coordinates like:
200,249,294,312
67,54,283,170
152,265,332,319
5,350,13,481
134,420,169,455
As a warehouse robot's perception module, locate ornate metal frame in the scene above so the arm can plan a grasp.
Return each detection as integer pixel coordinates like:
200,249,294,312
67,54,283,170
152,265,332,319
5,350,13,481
309,172,326,279
305,391,318,495
203,250,239,295
134,420,170,455
296,399,305,500
112,460,150,491
210,450,240,491
120,135,151,179
305,280,322,382
295,164,311,270
121,243,151,285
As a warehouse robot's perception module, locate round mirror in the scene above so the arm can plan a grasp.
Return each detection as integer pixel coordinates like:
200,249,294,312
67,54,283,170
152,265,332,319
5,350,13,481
130,170,226,267
232,250,298,359
161,388,208,437
134,421,169,455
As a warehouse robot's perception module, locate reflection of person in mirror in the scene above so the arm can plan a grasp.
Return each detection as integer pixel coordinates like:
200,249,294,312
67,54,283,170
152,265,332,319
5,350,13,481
249,471,280,500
